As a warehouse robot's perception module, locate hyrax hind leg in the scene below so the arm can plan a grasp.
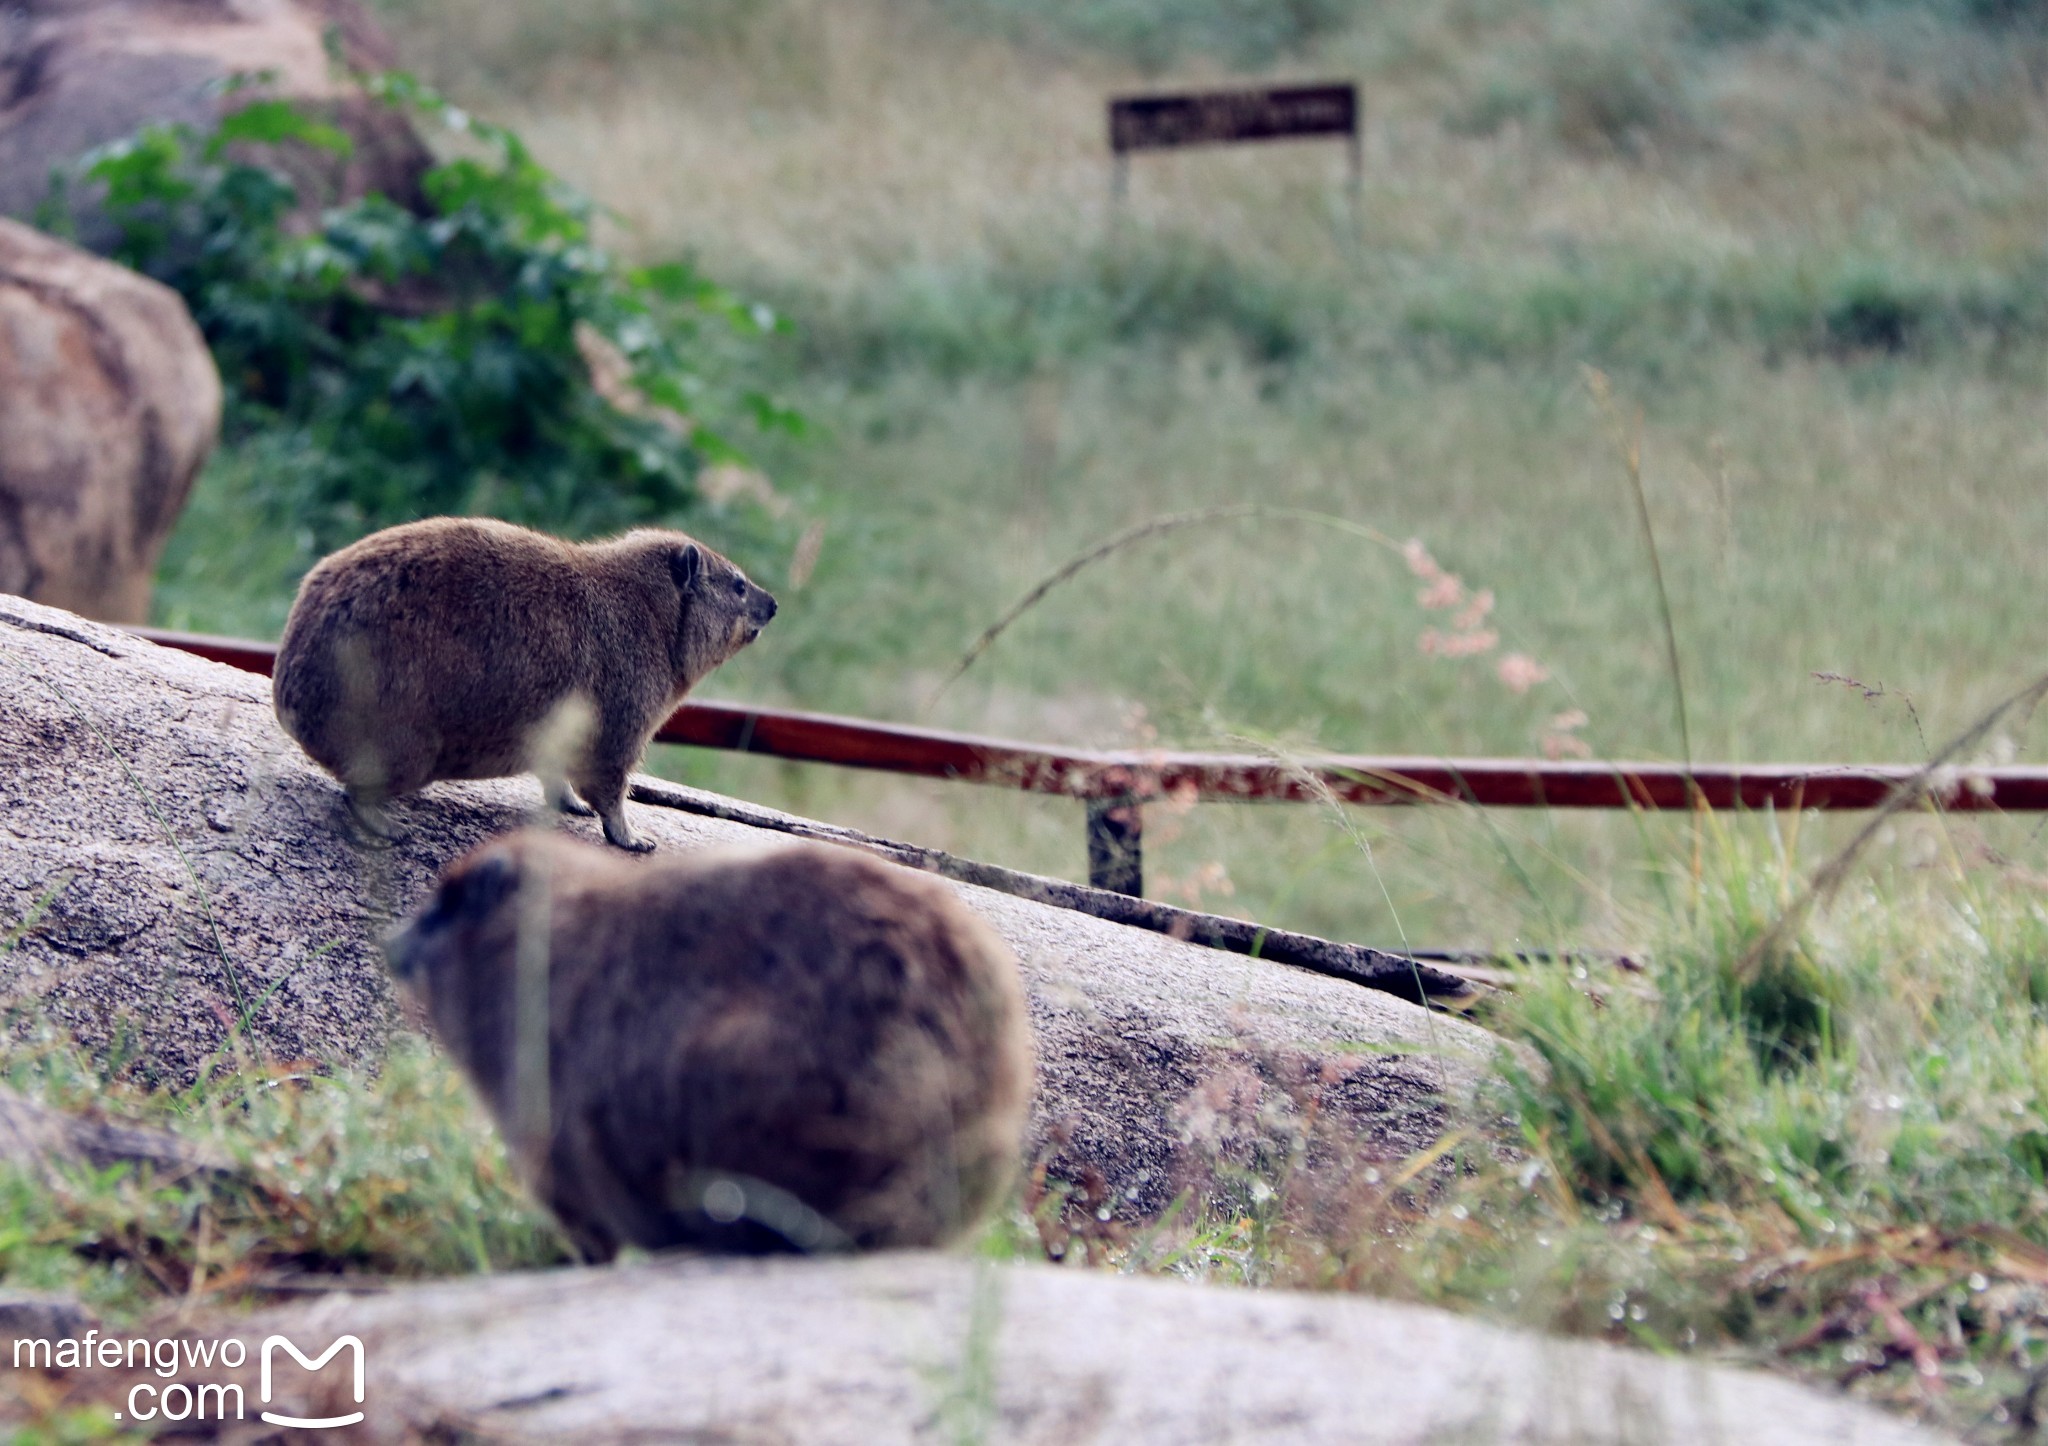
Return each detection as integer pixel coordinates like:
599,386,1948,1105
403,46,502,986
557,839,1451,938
539,775,597,818
573,758,653,853
531,697,602,823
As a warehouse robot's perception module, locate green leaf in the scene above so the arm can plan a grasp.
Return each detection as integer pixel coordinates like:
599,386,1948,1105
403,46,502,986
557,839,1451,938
83,128,195,208
206,99,356,162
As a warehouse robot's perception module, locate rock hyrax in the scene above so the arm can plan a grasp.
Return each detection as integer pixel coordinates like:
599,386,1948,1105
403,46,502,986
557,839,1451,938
273,517,775,850
385,829,1035,1258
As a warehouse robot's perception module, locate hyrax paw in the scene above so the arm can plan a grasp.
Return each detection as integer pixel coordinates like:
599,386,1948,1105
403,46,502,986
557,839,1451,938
600,816,656,853
346,797,403,846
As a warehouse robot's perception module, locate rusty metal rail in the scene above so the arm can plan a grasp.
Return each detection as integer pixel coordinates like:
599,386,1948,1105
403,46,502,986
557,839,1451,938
135,625,2048,896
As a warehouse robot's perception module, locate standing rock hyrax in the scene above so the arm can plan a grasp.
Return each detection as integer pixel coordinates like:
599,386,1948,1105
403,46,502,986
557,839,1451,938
272,517,775,850
385,829,1035,1258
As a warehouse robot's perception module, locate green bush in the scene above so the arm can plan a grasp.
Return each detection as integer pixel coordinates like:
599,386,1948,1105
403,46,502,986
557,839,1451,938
1672,0,2048,42
1964,0,2048,21
56,75,799,550
1671,0,1868,42
1494,841,1847,1209
1397,250,2048,366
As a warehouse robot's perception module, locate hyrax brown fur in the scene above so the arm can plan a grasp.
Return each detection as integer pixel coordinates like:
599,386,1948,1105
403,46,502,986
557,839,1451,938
385,828,1035,1258
273,517,775,850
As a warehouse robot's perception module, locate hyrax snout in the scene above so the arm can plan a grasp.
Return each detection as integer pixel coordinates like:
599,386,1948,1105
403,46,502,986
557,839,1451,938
385,829,1035,1259
273,517,775,850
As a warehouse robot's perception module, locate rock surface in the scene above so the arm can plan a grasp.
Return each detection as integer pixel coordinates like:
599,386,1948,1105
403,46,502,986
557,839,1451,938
0,219,221,622
0,0,433,231
9,1252,1953,1444
0,597,1501,1215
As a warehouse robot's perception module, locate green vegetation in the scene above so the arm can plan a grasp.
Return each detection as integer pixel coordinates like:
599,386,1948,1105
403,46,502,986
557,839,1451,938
0,1030,563,1322
63,76,795,565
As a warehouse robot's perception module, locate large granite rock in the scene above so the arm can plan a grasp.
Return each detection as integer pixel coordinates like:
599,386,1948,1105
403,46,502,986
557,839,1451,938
0,0,432,231
0,220,220,622
0,596,1502,1215
0,1252,1954,1444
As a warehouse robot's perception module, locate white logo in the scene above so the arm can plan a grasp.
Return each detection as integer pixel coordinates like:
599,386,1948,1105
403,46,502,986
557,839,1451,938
259,1335,365,1429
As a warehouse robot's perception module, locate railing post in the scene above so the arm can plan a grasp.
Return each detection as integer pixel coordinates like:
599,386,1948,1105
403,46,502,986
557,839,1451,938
1085,796,1143,896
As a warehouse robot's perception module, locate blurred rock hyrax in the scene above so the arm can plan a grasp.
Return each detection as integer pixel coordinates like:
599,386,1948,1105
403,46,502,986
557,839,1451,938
273,517,775,850
385,829,1035,1258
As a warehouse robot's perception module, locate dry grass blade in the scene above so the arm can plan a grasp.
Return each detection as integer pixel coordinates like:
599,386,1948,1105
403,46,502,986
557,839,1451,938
1585,366,1692,768
1739,667,2048,979
1858,1281,1946,1390
924,504,1401,712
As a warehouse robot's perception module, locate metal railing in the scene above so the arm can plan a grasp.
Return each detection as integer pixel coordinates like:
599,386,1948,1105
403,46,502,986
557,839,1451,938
135,625,2048,897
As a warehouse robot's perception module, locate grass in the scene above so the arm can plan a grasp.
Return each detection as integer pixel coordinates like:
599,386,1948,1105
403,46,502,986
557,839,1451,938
36,0,2048,1436
0,1029,564,1323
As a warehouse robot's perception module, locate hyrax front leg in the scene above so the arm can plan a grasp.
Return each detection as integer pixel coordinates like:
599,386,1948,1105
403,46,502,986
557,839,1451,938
597,797,653,853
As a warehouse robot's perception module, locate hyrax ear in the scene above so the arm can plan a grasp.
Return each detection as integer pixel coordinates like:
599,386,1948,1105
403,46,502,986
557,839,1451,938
445,849,520,919
670,542,702,596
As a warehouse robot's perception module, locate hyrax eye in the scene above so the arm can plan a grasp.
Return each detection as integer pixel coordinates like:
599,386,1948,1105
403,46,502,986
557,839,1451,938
731,576,746,596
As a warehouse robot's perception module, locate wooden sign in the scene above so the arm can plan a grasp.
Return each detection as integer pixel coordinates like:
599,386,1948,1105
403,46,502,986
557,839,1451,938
1108,82,1357,154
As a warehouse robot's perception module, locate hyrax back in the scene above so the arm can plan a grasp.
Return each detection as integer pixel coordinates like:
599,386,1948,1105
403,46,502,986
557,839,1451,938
272,517,775,850
385,829,1035,1258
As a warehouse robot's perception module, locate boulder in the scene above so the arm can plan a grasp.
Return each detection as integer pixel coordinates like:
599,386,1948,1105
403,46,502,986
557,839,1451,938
0,1252,1954,1444
0,0,433,231
0,596,1502,1216
0,220,220,622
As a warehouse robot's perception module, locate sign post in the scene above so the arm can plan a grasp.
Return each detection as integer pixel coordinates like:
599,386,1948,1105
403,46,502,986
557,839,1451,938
1107,81,1361,209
